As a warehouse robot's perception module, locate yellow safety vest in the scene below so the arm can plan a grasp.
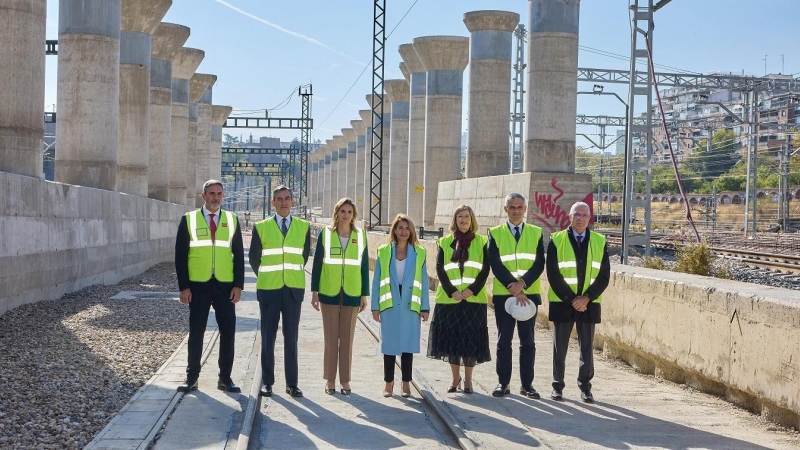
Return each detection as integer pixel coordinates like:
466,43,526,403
185,209,236,282
319,227,366,297
434,234,489,304
547,230,605,303
254,217,308,290
376,244,426,313
489,223,542,296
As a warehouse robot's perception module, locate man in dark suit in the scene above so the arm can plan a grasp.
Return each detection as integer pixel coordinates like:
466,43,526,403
546,201,610,403
487,193,546,399
249,186,311,398
175,179,244,393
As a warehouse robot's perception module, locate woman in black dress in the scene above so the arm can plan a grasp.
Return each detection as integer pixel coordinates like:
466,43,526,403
427,205,491,394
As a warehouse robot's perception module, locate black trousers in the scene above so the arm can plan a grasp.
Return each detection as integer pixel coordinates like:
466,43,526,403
552,321,595,392
384,353,413,382
187,279,237,379
493,295,536,387
258,288,302,387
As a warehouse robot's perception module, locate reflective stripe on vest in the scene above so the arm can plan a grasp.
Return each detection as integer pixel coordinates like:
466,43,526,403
547,230,606,303
489,223,542,296
255,217,308,290
377,244,426,313
319,228,366,297
186,209,236,282
433,234,489,304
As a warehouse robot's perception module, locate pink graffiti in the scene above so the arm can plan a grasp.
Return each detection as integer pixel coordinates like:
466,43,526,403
529,178,574,232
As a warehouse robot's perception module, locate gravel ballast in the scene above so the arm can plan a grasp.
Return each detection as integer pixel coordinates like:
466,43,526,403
0,262,187,449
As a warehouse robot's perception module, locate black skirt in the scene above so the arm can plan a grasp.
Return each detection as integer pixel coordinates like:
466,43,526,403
426,301,491,367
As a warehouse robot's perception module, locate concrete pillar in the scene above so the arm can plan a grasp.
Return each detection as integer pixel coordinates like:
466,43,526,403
334,135,348,202
366,95,392,224
195,80,215,206
307,152,317,210
117,0,171,196
316,148,327,211
326,139,336,214
322,145,332,214
0,0,46,178
398,43,427,226
147,22,188,201
168,47,204,203
399,62,411,83
525,0,580,173
358,110,373,220
188,73,215,205
342,128,357,199
384,79,410,220
210,105,232,182
463,10,519,178
413,36,469,226
351,118,367,214
56,0,122,190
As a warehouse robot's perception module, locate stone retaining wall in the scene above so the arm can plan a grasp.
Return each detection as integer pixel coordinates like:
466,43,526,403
360,230,800,430
0,172,190,314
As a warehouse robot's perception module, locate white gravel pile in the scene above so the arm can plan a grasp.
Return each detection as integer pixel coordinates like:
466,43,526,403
0,262,187,449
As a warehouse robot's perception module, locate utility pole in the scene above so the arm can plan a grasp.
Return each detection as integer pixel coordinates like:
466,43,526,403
510,24,526,173
712,184,717,234
597,158,604,217
779,136,791,231
744,89,759,235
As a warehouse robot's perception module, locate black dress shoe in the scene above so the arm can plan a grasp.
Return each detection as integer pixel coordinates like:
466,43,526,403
581,391,594,403
520,386,541,399
259,384,273,397
218,378,241,393
551,389,563,400
492,384,510,397
286,386,304,397
177,379,198,393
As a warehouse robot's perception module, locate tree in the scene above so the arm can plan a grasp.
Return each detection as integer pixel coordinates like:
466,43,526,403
685,129,741,182
223,133,240,147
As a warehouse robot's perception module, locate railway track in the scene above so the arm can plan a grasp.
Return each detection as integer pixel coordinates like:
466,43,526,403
604,232,800,276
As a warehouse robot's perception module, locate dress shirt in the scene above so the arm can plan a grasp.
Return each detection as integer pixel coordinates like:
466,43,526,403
202,206,220,227
275,213,292,229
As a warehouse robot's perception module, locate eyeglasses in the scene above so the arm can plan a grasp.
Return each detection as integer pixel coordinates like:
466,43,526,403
571,213,590,219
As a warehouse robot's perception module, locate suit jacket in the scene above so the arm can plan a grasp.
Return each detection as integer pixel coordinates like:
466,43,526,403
248,220,311,302
175,210,245,291
487,223,545,303
545,227,610,323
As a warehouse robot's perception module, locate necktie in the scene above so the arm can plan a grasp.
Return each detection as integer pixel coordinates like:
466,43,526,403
209,213,217,242
576,234,583,250
514,226,520,241
281,217,288,236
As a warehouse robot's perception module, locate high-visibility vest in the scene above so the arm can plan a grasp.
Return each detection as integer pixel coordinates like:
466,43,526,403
254,217,308,290
433,234,489,304
376,244,426,313
318,227,367,297
489,223,542,296
547,230,605,303
185,209,236,283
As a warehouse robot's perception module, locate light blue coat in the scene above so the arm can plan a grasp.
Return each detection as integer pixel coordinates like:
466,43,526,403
371,243,430,355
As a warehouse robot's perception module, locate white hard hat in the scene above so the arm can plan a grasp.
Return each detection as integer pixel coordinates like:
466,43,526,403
505,298,537,322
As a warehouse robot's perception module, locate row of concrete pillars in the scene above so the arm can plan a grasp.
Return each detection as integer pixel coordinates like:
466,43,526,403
306,2,580,227
0,0,234,207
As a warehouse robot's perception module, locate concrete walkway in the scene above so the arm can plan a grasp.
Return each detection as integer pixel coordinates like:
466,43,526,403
93,255,800,449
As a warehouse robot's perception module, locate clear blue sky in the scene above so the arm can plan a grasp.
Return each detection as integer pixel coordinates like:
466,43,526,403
43,0,799,150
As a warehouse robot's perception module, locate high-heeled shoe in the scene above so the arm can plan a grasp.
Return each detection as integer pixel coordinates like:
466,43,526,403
463,381,473,394
383,382,394,397
447,376,462,393
324,383,336,395
401,381,411,398
340,384,352,395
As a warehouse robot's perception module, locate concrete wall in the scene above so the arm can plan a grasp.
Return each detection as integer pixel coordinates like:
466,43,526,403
358,231,800,430
0,172,189,314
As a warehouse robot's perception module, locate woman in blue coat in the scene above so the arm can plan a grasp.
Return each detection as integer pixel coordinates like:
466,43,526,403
371,214,430,398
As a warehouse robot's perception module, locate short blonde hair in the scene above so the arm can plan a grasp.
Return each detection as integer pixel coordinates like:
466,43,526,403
387,214,419,246
448,205,478,234
330,198,359,232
